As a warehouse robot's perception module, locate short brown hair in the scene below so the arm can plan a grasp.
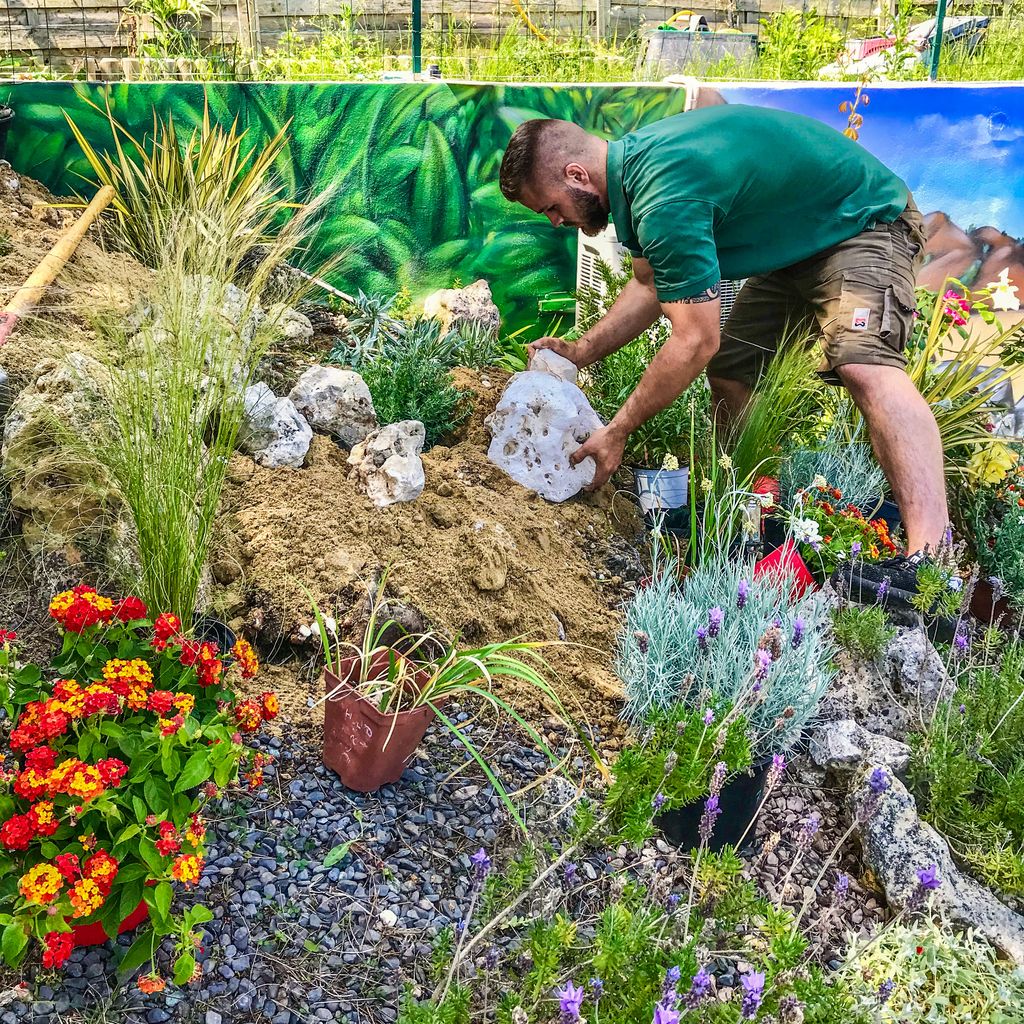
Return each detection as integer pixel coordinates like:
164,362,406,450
499,119,550,202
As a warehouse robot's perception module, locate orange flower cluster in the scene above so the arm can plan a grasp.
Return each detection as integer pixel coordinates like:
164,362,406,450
17,848,119,921
137,974,166,994
1,754,129,850
48,586,115,634
232,691,279,734
171,853,204,888
230,638,260,679
244,751,272,790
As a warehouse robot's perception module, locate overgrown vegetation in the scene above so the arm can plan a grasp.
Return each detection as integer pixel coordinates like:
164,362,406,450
909,639,1024,896
831,604,895,662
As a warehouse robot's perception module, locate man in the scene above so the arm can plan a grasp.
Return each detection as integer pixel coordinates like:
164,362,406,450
498,104,949,589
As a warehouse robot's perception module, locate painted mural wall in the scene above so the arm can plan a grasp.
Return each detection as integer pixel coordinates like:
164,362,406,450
6,80,1024,334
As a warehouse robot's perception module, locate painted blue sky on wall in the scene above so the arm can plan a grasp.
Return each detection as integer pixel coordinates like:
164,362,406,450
718,83,1024,238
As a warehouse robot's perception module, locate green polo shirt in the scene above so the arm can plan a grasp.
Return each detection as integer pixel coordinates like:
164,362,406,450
606,105,909,303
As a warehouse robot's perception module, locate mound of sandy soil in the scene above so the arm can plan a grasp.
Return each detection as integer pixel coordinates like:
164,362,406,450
0,171,151,386
214,369,646,738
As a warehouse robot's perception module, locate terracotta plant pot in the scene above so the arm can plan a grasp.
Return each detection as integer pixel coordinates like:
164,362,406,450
70,899,149,948
322,650,438,793
970,578,1018,629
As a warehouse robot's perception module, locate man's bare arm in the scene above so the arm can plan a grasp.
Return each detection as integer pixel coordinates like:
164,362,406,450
569,287,722,489
527,256,662,368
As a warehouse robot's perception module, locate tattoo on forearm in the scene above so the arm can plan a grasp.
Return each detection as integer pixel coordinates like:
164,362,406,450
668,283,720,304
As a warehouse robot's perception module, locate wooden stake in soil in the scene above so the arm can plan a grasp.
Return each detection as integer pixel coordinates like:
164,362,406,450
0,184,115,346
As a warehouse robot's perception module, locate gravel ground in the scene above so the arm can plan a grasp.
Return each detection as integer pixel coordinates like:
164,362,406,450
1,712,883,1024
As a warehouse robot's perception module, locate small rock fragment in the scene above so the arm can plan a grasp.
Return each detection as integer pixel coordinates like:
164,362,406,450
422,279,500,336
348,420,425,507
808,719,911,775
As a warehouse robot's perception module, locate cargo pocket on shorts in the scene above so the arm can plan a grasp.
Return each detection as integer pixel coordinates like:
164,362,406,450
882,281,919,356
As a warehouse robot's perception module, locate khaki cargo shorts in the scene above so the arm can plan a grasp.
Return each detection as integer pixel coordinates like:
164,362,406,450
709,197,927,387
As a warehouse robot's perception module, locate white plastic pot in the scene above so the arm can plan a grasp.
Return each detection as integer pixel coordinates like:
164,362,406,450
632,466,689,512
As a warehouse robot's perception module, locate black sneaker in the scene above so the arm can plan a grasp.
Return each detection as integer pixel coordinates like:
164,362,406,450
833,552,929,609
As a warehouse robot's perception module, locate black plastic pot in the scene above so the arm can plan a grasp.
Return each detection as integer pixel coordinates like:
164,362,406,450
191,613,236,653
655,758,771,854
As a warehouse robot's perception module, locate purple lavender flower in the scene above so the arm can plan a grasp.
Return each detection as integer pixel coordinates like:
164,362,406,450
696,626,709,653
710,761,728,797
652,792,666,812
740,971,766,1020
589,977,603,1000
959,703,967,715
708,606,725,638
556,981,585,1021
773,616,783,628
877,577,890,603
737,579,749,609
754,648,772,681
877,979,894,1005
766,753,786,790
792,617,806,649
666,892,681,911
662,965,682,999
699,794,721,844
851,541,862,556
456,918,467,934
563,862,578,886
653,1006,681,1024
869,768,890,795
703,708,714,726
471,848,492,880
682,966,712,1010
834,872,850,902
916,863,942,891
484,946,500,970
953,628,970,655
798,813,821,851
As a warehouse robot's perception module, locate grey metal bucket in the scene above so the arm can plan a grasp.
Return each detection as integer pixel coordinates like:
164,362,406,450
633,467,690,512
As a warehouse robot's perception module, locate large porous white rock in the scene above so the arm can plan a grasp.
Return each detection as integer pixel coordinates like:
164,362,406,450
530,348,579,384
422,279,500,336
238,383,312,470
851,766,1024,964
348,420,425,507
287,365,377,446
485,356,603,502
808,719,911,775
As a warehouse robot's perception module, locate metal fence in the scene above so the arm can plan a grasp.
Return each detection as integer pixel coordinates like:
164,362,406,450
1,0,1019,83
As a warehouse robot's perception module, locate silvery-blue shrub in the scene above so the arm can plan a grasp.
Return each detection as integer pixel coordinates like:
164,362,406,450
617,550,834,757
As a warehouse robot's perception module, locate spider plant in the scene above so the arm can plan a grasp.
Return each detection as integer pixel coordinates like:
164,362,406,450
309,578,604,829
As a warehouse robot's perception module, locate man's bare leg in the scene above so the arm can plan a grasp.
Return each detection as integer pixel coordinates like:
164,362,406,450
837,363,949,555
708,375,754,435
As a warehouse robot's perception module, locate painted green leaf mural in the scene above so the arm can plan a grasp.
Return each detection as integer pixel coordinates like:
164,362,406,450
6,80,690,335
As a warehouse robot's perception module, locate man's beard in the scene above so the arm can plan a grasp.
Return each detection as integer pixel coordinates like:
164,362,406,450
566,186,609,236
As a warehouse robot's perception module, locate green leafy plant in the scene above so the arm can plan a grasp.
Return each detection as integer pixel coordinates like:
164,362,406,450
128,0,211,59
909,640,1024,895
65,97,298,270
757,10,844,80
605,703,751,846
309,575,599,830
0,586,273,982
831,604,895,662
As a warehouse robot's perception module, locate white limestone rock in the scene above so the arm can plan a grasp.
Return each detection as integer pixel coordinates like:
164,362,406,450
808,719,911,775
238,383,312,470
422,279,500,336
287,365,377,446
348,420,425,507
485,357,603,502
530,349,579,383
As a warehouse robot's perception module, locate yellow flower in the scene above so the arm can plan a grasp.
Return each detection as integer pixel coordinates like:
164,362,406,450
968,442,1019,486
68,878,104,918
661,453,680,472
19,864,63,904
